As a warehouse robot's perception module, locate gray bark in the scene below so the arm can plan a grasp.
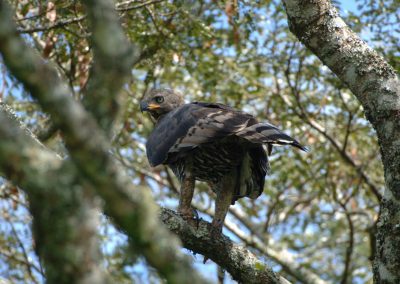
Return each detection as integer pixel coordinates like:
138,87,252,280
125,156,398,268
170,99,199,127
82,0,140,134
282,0,400,283
0,104,108,284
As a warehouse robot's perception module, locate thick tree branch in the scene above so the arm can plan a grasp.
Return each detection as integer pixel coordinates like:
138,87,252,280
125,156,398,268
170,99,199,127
82,0,139,134
0,104,109,284
160,208,291,284
282,0,400,282
0,2,207,283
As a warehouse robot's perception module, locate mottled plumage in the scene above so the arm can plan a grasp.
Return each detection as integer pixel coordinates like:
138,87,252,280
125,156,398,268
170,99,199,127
141,89,306,234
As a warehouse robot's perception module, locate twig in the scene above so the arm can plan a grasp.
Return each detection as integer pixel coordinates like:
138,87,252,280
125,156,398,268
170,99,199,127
338,202,355,284
18,15,86,34
18,0,166,34
115,0,165,12
8,221,40,284
283,58,382,201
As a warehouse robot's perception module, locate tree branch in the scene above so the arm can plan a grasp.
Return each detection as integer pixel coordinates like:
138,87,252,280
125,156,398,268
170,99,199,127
17,0,165,34
160,208,291,284
17,15,86,34
0,103,109,284
81,0,139,134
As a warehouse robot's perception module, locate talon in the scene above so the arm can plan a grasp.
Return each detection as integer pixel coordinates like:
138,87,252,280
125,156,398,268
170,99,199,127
210,219,223,237
192,208,201,229
192,208,199,220
178,207,194,219
178,208,200,228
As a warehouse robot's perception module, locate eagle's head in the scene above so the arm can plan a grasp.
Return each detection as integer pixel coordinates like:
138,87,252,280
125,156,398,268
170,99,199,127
140,88,184,120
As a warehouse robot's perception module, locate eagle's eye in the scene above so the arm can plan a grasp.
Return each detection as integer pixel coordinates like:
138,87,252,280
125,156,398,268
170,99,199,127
154,96,164,104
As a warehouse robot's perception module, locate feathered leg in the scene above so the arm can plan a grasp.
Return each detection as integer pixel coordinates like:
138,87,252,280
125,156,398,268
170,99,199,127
211,175,235,236
178,175,195,219
178,157,196,221
203,179,234,264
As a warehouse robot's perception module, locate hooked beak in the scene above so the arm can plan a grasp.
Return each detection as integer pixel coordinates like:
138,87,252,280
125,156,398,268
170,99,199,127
140,102,161,112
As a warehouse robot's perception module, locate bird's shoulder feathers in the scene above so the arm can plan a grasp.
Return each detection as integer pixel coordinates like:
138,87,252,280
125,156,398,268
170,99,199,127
145,101,307,167
146,102,254,166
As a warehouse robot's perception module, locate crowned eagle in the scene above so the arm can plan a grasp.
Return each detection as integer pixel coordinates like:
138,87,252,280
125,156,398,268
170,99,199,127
141,89,306,234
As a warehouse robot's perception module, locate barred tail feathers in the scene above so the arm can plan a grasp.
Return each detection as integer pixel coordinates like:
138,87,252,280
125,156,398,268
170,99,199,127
236,123,308,151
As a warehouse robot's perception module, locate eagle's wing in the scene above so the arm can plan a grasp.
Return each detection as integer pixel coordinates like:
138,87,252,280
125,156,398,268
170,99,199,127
236,122,307,151
146,102,306,167
146,102,250,166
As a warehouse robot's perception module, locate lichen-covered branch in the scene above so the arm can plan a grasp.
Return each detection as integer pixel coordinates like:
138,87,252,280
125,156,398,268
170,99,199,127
281,0,400,282
0,104,109,284
160,208,291,284
0,2,207,283
81,0,139,133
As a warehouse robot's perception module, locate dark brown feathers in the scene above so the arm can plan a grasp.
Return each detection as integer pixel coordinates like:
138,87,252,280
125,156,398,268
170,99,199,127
146,102,253,166
142,89,307,204
146,101,306,167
